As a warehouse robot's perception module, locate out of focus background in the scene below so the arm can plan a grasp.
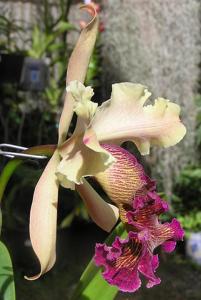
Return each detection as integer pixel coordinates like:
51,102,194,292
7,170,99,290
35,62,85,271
0,0,201,299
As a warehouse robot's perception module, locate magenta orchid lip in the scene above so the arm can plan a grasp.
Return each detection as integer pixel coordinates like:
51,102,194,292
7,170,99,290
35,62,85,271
94,144,184,292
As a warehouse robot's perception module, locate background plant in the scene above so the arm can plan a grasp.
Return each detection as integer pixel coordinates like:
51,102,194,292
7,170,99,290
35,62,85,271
171,95,201,236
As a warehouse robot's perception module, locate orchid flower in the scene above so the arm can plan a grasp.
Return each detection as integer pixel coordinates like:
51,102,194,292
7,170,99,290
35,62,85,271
54,81,186,292
26,3,187,293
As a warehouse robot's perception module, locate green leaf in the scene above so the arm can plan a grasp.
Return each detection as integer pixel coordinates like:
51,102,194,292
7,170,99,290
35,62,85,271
48,42,65,52
0,241,15,300
0,208,2,234
0,159,22,204
71,222,127,300
28,26,55,58
55,21,75,33
60,211,75,229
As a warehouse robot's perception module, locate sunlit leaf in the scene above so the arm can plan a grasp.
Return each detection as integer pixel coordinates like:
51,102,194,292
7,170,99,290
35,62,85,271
0,241,15,300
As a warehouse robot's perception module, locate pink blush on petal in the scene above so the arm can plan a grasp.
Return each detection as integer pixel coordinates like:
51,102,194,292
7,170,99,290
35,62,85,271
83,137,90,144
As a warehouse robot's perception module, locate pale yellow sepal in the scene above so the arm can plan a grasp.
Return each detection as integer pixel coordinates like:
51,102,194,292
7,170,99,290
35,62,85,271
58,5,99,145
25,151,59,280
27,4,99,280
86,82,186,155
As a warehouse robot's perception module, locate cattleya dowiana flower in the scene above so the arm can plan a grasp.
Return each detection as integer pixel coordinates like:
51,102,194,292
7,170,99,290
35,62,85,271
57,82,185,292
26,3,186,293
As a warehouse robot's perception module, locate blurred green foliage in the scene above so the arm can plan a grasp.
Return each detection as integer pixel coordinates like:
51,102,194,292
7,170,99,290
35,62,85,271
195,94,201,151
177,212,201,238
28,22,74,59
172,168,201,214
0,13,26,53
171,168,201,236
171,95,201,235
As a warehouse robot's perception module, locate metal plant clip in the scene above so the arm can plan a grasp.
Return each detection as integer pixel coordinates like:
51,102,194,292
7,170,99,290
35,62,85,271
0,144,47,160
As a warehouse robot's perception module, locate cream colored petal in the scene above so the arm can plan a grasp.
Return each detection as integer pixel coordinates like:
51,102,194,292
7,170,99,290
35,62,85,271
56,134,115,187
76,178,119,232
86,82,186,155
58,5,99,145
25,151,60,280
56,172,75,190
67,80,97,124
